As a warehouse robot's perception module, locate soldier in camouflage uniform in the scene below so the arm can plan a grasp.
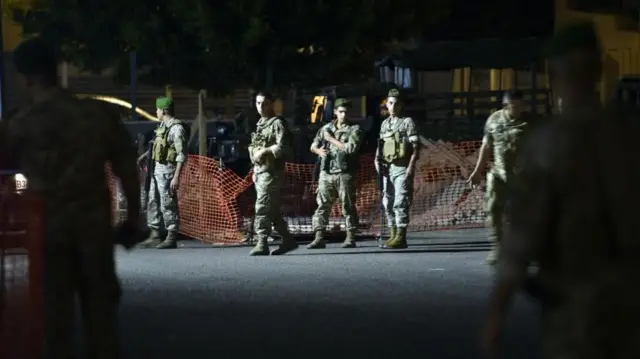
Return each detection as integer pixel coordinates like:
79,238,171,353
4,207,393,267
467,89,531,265
137,97,187,249
307,98,364,249
247,91,298,256
376,89,420,249
482,21,640,359
0,37,141,359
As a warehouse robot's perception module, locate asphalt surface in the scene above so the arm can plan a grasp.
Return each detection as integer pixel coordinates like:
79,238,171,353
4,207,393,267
117,228,541,359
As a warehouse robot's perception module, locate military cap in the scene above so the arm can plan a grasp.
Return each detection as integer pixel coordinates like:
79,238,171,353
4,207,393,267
547,21,601,58
334,98,351,108
387,88,401,98
156,96,173,110
13,36,58,77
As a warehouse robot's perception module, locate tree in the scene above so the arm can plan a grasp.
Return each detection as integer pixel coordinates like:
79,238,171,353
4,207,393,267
10,0,450,94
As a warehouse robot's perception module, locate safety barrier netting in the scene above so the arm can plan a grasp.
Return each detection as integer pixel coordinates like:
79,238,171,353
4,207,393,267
109,140,487,244
0,173,45,358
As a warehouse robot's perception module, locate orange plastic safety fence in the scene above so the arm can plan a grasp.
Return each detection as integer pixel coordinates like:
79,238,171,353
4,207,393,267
0,177,45,359
107,140,487,244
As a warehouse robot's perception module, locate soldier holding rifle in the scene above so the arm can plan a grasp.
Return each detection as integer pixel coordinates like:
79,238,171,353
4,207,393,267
376,89,420,249
137,97,187,249
307,98,364,249
247,91,298,256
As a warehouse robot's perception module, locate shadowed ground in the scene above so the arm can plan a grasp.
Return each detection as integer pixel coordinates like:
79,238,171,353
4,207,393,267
117,228,541,358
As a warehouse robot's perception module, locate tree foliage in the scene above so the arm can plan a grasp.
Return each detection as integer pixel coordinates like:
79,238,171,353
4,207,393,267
11,0,450,94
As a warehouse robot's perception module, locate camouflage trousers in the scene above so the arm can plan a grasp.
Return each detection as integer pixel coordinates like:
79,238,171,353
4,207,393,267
484,172,508,244
43,211,121,359
382,164,414,228
147,170,179,233
312,172,358,232
254,171,292,242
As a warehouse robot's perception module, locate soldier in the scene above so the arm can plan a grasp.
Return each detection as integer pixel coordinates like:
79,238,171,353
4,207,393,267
137,97,187,249
482,21,640,359
467,89,532,265
376,89,420,249
0,36,140,359
307,98,363,249
247,91,298,256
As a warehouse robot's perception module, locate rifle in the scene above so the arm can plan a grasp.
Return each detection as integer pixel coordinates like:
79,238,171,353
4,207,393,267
376,138,386,244
144,140,155,193
312,138,330,182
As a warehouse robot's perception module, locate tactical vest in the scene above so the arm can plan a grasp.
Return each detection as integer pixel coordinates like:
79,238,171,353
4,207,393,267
152,120,184,163
381,118,411,164
249,116,290,171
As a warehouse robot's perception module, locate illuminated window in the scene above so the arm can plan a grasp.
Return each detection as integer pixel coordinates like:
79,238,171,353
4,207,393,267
310,96,326,123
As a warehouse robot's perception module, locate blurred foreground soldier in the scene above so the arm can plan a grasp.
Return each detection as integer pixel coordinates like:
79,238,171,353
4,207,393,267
137,97,187,249
247,91,297,256
376,89,419,249
482,21,640,359
467,89,532,265
0,37,140,359
308,98,363,249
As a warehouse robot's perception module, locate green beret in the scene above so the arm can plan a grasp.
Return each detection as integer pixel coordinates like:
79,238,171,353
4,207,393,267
547,21,601,58
156,96,173,110
387,88,401,98
334,98,351,108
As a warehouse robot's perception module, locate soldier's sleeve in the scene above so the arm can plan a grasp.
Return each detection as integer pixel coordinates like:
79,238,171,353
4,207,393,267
498,127,558,283
310,126,324,151
403,117,419,144
344,125,363,154
483,113,496,147
169,124,187,163
267,119,290,159
379,119,387,138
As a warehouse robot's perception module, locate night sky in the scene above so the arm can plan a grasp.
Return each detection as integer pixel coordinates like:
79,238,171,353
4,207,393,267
424,0,555,41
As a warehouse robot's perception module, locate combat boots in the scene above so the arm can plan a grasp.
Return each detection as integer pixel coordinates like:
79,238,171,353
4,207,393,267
249,238,270,256
381,227,408,249
379,226,397,248
138,229,162,248
341,230,356,248
271,233,298,255
307,231,326,249
156,231,178,249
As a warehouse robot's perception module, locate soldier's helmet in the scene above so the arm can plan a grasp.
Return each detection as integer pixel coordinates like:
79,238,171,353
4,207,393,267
387,88,401,99
334,98,351,109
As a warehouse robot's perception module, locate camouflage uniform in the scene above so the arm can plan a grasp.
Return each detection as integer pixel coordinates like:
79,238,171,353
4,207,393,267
140,97,187,249
308,102,364,249
0,89,137,359
379,90,419,249
247,116,297,256
500,105,640,359
497,21,640,359
482,108,530,263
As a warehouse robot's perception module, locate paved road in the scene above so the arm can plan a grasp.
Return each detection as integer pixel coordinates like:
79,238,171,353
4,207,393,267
118,228,541,358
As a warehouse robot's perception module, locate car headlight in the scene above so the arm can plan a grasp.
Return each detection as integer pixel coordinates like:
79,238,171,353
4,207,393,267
14,173,27,190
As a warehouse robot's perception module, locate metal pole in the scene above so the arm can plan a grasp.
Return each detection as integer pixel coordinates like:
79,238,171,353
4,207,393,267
130,52,138,121
197,90,207,156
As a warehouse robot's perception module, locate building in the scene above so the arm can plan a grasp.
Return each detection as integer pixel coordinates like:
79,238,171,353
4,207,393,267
555,0,640,102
